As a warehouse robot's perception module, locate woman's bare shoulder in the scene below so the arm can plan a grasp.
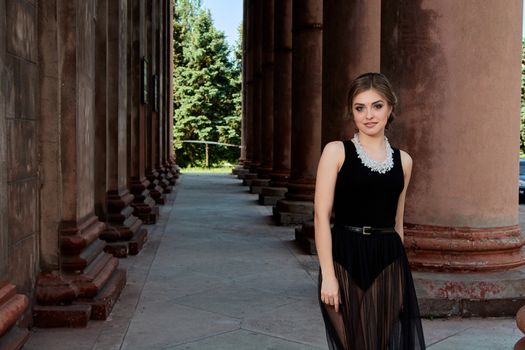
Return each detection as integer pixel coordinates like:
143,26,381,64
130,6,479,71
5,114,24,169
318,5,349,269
323,140,345,154
321,141,345,170
398,149,413,175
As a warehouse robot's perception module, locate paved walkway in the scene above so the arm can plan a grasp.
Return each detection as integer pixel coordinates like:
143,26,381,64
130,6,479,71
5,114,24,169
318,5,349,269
25,173,523,349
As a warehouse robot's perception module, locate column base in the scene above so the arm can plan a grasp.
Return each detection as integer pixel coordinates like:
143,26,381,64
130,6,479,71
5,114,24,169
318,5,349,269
130,177,159,224
414,268,525,317
232,165,248,176
269,170,290,188
0,282,30,349
100,190,148,257
104,227,148,257
249,179,271,194
256,166,273,179
34,215,127,327
146,169,168,204
239,172,257,182
33,268,126,327
294,221,317,255
285,180,315,202
272,199,313,225
405,223,525,272
258,186,287,206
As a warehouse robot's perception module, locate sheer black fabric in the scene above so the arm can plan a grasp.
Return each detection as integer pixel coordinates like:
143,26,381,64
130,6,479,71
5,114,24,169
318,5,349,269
319,140,426,350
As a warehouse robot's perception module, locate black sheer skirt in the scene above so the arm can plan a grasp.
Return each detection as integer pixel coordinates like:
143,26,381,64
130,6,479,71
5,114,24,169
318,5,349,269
319,226,426,350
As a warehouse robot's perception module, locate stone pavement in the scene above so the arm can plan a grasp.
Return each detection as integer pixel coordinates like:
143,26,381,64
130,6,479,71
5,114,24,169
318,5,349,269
24,173,524,349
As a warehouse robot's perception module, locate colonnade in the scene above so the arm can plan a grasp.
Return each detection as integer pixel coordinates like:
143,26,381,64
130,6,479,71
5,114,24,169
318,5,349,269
0,0,176,345
237,0,525,317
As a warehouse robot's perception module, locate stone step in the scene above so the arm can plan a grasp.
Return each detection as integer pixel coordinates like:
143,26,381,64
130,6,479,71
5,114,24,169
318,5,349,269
0,294,28,336
77,268,126,321
0,322,30,350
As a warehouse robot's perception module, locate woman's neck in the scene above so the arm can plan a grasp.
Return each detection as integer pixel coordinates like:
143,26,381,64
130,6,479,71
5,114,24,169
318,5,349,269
357,131,386,149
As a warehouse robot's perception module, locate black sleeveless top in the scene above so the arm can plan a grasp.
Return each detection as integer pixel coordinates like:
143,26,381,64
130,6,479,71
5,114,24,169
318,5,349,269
333,140,405,228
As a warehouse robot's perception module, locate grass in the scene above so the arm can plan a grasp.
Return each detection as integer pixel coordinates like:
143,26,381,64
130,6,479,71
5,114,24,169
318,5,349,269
180,166,234,174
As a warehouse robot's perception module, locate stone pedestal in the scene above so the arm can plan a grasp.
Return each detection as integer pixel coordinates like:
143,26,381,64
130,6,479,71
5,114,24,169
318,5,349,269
101,190,148,257
294,221,316,255
382,0,524,316
130,177,159,224
273,200,314,226
0,282,29,349
259,186,287,206
34,216,126,327
249,179,271,194
273,0,322,225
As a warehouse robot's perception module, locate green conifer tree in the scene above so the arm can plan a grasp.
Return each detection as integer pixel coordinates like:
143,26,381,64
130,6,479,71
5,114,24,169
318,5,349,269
173,1,241,167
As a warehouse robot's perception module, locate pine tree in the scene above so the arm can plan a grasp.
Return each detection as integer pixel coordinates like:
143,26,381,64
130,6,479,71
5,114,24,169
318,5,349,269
173,1,241,167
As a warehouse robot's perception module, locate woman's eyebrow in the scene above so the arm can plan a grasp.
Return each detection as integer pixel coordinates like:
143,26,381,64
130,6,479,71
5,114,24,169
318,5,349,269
354,100,384,106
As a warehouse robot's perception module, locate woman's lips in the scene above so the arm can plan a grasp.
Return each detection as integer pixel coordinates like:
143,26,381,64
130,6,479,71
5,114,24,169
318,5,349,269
364,122,377,128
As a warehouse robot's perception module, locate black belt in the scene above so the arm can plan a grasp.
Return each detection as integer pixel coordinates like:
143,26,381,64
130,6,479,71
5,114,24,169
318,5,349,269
334,224,396,235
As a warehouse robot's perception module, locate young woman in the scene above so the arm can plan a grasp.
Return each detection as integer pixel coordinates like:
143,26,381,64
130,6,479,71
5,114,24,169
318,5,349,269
315,73,426,349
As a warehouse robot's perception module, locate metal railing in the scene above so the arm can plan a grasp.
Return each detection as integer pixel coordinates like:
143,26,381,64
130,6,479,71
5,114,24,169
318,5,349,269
181,140,241,167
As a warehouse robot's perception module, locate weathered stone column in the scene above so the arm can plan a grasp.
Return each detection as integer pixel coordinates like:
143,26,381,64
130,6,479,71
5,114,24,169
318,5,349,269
34,0,126,327
95,0,147,258
166,0,179,177
259,0,292,205
247,0,263,176
0,0,30,345
144,0,166,204
274,0,322,225
239,0,257,183
160,0,177,186
382,0,525,316
128,0,158,224
322,0,380,145
152,0,172,194
233,0,249,176
250,0,274,193
296,0,381,251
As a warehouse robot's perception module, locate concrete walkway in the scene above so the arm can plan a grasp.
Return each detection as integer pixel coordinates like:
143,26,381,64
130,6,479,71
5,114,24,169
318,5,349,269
25,173,523,349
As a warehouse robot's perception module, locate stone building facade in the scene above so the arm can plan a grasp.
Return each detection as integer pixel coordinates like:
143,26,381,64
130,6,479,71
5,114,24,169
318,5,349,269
238,0,525,319
0,0,176,348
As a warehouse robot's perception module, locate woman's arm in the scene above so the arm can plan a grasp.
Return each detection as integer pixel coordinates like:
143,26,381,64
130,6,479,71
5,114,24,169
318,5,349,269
315,141,344,312
395,150,413,242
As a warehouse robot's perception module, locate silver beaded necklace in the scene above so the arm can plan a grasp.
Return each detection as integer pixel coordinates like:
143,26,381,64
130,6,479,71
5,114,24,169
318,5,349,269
352,133,394,174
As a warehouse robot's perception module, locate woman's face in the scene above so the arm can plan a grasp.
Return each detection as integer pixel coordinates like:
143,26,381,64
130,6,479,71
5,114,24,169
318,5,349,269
351,89,392,137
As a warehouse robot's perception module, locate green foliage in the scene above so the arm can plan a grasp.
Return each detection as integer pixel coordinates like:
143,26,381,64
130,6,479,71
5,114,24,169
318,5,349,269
521,40,525,153
173,0,242,167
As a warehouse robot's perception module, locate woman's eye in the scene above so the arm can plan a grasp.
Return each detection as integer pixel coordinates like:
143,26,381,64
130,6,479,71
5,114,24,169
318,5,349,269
374,104,383,109
355,106,363,112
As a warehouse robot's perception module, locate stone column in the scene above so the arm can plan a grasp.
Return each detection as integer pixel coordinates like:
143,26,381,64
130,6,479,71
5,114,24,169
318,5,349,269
233,0,249,176
0,0,30,345
297,0,381,251
96,0,147,257
382,0,525,317
144,0,166,204
259,0,292,205
274,0,322,225
166,0,179,177
239,0,256,182
322,0,380,145
34,0,126,327
250,0,274,193
247,0,263,176
128,0,158,224
158,0,175,189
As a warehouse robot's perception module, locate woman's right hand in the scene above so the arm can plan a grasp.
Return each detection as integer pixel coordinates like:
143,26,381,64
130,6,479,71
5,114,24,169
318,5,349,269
321,275,340,312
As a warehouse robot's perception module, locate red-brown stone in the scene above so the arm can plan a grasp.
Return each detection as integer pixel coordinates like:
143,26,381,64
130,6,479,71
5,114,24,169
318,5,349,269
517,305,525,334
